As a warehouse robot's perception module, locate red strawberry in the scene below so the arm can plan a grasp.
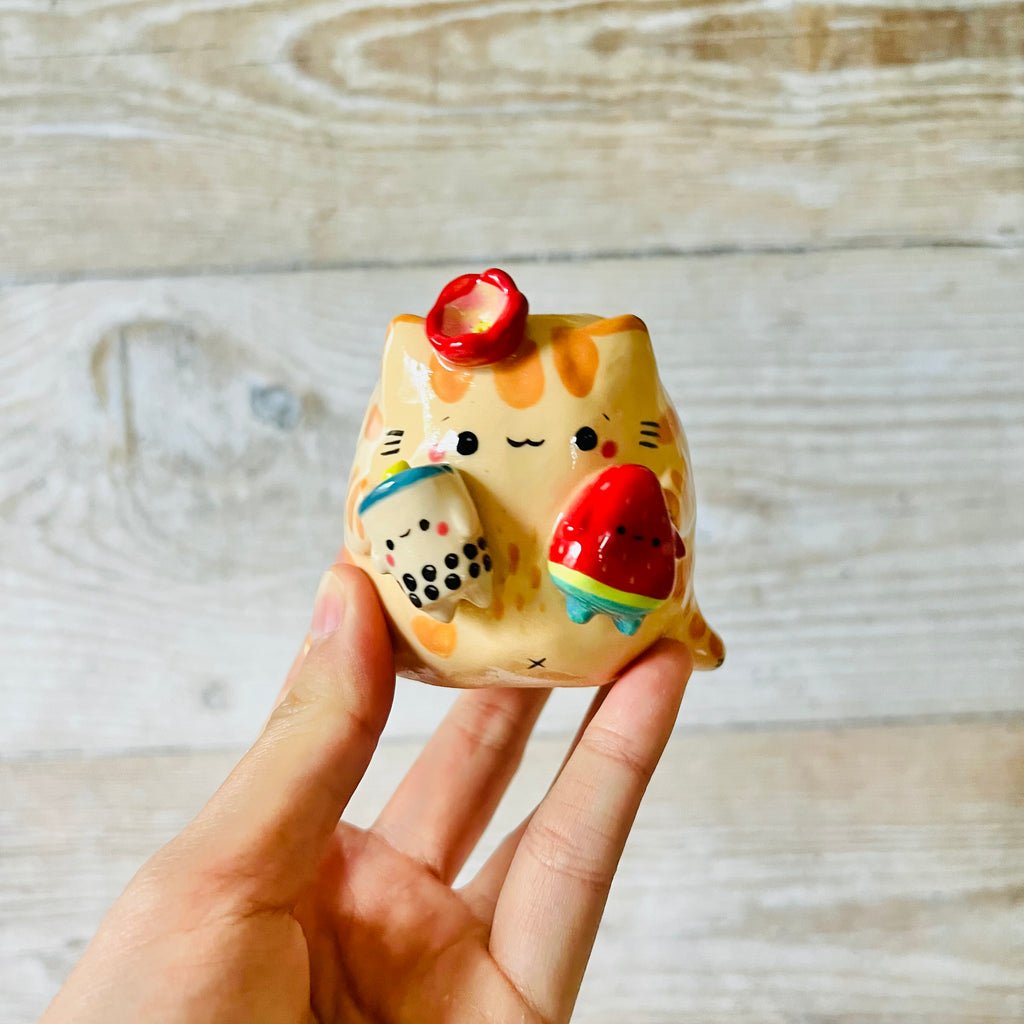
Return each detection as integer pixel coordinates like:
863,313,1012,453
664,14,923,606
425,268,528,367
548,465,682,634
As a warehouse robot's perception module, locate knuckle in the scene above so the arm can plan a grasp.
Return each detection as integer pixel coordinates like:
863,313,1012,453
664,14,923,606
578,723,656,787
269,665,382,753
450,693,530,757
520,815,613,897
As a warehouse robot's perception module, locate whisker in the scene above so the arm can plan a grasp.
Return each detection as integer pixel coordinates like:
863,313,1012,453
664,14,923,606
386,429,404,436
639,441,658,449
640,430,660,437
640,420,660,427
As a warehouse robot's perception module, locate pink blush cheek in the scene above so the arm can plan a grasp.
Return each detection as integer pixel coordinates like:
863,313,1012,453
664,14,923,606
386,554,395,567
601,440,618,459
428,445,446,463
437,522,449,536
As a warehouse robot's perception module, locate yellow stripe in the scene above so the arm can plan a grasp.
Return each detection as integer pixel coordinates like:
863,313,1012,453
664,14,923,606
547,562,661,611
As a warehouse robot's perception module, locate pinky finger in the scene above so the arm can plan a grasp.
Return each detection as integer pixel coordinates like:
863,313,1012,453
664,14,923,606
461,682,612,921
488,640,692,1024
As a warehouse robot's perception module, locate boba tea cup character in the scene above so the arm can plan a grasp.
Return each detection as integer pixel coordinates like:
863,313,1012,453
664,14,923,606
358,462,493,624
345,269,723,688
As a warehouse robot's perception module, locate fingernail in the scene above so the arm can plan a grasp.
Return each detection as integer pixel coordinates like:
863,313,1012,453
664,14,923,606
311,570,346,640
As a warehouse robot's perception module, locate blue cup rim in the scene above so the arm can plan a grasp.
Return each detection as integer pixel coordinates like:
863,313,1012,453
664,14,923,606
357,463,454,516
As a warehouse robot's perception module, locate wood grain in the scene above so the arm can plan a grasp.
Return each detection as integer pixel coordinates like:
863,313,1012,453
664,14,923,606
3,719,1022,1023
1,249,1022,756
1,0,1021,278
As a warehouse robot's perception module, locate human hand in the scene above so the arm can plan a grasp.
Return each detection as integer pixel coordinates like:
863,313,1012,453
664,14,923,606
41,563,692,1024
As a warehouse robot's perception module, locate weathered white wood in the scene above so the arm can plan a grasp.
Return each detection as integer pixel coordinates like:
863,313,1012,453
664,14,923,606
0,249,1022,756
3,720,1022,1023
0,0,1021,277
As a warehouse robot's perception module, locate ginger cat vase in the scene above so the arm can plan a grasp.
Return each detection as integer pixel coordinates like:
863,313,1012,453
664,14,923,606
344,269,723,688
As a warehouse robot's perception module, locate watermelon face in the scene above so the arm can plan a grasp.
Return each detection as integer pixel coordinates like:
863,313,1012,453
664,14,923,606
547,464,680,635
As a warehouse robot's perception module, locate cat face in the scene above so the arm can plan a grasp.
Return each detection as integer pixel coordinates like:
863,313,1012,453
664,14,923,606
346,303,721,686
360,314,692,533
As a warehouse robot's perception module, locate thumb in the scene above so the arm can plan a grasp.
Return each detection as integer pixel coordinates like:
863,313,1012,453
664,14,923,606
181,563,395,907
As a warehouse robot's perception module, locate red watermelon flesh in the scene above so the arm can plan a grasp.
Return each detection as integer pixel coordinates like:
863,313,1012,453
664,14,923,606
549,464,679,600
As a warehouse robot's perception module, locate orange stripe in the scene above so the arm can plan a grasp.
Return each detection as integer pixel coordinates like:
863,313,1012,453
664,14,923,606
551,325,599,398
429,353,474,403
494,339,544,409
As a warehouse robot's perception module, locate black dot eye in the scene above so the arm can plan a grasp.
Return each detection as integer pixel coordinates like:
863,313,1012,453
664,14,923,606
386,539,394,550
419,519,430,531
456,431,479,456
573,426,598,451
616,525,626,535
652,537,661,547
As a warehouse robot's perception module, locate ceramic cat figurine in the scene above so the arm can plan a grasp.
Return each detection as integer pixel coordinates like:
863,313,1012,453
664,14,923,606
345,269,723,688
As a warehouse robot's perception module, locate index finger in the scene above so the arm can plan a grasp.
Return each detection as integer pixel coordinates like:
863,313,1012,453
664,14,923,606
487,640,692,1024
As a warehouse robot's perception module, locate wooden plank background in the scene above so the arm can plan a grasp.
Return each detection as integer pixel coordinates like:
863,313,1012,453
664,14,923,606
1,0,1022,278
1,250,1023,756
1,0,1022,1020
4,721,1024,1023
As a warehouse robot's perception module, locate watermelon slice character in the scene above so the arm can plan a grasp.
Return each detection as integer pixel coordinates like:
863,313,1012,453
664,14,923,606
547,464,683,636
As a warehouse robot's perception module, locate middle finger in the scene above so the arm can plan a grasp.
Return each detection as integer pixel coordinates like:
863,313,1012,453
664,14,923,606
371,686,550,884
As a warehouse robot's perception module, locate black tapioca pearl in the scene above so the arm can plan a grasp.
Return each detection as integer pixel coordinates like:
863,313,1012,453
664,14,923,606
616,525,626,535
469,562,481,579
483,554,492,572
445,552,459,570
652,537,661,547
464,543,478,559
424,584,439,601
419,519,430,531
445,573,460,591
409,593,422,608
402,573,417,591
422,564,437,582
386,539,395,550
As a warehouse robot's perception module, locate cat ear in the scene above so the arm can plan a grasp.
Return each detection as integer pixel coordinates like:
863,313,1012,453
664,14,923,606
380,315,432,395
567,314,659,400
583,314,650,338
